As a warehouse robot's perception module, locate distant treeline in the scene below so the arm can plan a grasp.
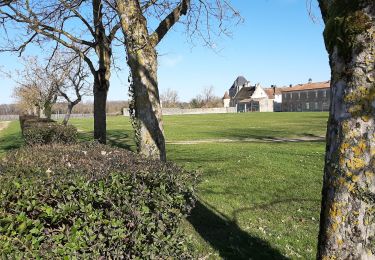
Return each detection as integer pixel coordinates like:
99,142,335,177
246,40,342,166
1,98,224,115
0,101,129,115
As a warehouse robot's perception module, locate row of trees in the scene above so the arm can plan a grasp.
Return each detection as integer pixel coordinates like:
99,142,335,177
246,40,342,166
0,101,128,116
0,0,239,160
161,86,223,108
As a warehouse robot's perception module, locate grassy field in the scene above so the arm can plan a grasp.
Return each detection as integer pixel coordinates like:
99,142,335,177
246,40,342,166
0,112,329,259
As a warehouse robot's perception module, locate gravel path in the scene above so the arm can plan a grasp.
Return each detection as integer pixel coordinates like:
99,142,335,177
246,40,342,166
166,136,325,145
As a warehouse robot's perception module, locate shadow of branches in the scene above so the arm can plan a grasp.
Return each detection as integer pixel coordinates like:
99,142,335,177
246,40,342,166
188,200,289,260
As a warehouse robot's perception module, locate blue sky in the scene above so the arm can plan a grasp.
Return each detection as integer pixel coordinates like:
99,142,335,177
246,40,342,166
0,0,330,104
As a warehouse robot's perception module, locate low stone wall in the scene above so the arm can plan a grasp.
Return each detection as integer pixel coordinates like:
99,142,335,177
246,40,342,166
0,114,96,121
123,107,236,116
0,115,19,121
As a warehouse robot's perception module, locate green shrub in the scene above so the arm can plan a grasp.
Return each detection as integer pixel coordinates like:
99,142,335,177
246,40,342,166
19,115,54,134
23,123,77,146
0,143,197,258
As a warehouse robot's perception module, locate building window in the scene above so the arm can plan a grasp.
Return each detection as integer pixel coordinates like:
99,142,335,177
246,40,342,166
298,92,300,99
289,93,292,99
306,92,309,98
315,102,318,110
323,90,326,98
306,102,309,110
315,91,318,98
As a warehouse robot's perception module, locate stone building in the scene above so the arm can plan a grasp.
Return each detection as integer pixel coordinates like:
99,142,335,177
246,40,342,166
222,91,230,108
226,76,280,112
281,81,330,112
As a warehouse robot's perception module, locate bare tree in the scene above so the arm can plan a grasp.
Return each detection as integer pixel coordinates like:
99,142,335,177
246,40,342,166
0,0,122,143
202,86,216,104
11,56,63,119
161,88,179,108
114,0,241,161
54,56,91,125
317,1,375,259
189,86,221,108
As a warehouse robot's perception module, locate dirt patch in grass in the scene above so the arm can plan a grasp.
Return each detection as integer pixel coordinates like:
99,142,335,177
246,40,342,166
0,121,11,133
166,136,325,145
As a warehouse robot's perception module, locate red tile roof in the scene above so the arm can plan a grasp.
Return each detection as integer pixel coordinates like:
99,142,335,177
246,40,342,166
282,81,330,92
264,88,284,99
223,91,230,99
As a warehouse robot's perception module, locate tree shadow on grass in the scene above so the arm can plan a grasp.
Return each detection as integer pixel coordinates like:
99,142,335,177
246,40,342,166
106,129,135,151
76,129,136,152
188,200,288,260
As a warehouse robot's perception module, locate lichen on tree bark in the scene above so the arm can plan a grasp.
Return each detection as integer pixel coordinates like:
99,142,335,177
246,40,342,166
317,1,375,259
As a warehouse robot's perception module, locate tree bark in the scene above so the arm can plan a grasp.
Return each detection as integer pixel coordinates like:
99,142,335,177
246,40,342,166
317,1,375,259
116,0,166,161
63,103,73,126
41,102,53,119
93,73,109,144
92,0,112,144
127,45,166,161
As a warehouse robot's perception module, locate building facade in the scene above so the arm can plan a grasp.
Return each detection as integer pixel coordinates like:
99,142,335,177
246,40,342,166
224,77,330,113
281,81,330,112
225,76,283,112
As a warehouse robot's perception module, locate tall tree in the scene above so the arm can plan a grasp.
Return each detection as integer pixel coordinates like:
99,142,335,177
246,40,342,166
317,1,375,259
114,0,240,161
0,0,122,143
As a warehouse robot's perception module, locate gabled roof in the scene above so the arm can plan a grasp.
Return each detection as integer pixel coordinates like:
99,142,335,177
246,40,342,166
282,81,330,92
263,87,286,99
230,76,248,90
234,86,255,100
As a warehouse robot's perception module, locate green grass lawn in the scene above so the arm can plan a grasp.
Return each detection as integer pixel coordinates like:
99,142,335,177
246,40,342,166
0,112,329,259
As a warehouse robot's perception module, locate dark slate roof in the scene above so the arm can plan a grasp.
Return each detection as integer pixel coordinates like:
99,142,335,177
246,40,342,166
230,76,248,90
234,86,255,100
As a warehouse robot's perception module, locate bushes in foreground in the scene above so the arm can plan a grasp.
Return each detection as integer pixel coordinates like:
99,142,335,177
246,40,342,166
19,115,77,145
0,143,197,258
23,123,77,146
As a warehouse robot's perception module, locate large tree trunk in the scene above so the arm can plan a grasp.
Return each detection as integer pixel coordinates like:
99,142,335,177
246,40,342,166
91,0,112,144
317,1,375,259
127,45,166,161
62,103,73,126
93,73,109,144
116,0,166,161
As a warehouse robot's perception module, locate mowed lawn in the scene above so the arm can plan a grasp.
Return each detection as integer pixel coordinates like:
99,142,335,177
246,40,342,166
0,112,329,259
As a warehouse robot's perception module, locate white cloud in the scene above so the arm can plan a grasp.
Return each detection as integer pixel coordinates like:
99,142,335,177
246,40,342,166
159,54,183,68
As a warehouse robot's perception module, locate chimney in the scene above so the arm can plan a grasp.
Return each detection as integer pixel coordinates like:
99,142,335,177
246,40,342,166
289,84,292,88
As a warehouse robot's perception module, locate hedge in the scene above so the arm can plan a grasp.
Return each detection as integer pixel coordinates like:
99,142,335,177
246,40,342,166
23,123,78,146
19,115,77,145
0,143,197,258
